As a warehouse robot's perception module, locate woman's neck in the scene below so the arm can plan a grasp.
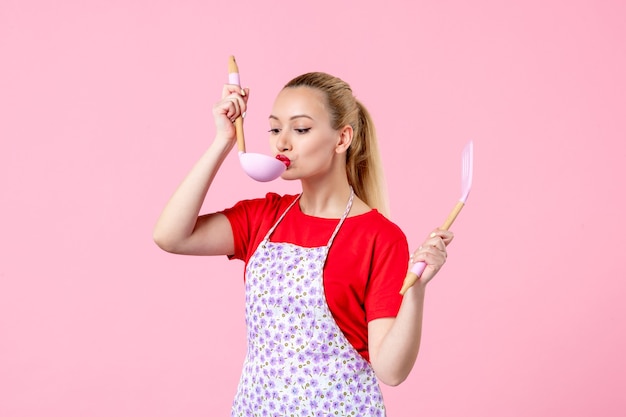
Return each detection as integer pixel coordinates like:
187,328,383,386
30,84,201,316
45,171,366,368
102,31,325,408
298,177,353,219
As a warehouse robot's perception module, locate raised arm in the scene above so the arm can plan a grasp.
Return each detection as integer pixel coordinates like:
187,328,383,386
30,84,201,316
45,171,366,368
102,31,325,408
368,229,454,386
152,85,249,256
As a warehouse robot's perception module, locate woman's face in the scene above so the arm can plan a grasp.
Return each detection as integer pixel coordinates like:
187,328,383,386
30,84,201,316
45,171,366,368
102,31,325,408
269,87,347,181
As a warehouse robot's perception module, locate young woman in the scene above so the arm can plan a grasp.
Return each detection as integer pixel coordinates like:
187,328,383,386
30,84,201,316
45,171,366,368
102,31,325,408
153,71,453,416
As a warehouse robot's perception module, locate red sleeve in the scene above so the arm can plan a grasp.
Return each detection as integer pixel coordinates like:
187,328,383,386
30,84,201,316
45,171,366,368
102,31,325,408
220,193,292,263
364,234,409,322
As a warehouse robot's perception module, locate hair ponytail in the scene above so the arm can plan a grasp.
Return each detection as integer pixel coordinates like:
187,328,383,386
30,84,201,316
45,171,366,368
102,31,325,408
284,73,390,217
347,100,389,217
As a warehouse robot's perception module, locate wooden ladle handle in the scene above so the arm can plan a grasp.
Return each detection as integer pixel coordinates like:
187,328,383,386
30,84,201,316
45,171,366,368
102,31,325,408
228,55,245,153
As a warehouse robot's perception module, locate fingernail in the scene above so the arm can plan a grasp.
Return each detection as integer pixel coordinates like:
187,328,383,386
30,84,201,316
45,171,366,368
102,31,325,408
430,232,437,238
242,111,246,119
241,89,246,96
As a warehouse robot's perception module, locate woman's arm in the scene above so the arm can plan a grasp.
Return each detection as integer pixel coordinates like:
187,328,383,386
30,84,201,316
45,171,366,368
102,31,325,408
152,85,249,256
368,229,453,386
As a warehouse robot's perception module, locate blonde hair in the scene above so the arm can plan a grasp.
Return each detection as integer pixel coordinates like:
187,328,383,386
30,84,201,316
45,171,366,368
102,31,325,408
284,73,390,217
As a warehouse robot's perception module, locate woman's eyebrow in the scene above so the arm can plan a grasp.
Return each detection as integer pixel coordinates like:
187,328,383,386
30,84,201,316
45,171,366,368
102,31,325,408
269,114,314,121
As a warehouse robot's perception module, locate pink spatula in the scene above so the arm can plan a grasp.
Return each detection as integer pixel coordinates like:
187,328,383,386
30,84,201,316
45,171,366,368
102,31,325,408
400,140,474,295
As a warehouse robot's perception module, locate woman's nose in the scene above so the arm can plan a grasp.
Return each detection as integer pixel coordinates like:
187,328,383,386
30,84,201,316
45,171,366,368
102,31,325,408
275,132,291,152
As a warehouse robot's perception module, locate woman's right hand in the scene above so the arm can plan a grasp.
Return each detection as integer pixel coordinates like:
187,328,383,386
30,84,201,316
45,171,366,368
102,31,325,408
212,84,249,147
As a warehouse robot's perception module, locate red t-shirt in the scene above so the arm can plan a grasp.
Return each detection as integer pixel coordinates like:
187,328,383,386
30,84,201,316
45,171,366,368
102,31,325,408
221,193,409,361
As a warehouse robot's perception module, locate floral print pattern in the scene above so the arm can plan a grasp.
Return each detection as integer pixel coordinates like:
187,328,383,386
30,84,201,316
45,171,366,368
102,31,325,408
231,191,386,416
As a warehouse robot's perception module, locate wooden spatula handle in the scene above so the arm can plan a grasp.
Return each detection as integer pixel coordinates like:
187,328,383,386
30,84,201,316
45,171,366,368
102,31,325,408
399,201,465,295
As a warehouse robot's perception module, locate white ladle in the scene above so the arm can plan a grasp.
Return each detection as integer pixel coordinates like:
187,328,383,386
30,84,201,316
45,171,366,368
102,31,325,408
228,56,287,182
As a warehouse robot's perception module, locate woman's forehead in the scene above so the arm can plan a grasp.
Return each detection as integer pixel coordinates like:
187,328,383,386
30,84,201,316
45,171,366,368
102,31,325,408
270,87,328,120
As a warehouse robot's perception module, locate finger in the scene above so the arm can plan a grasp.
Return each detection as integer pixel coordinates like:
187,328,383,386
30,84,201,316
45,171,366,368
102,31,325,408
224,92,248,117
221,97,242,121
221,84,247,99
428,229,454,246
419,265,439,285
413,238,449,261
418,235,446,254
215,100,237,122
424,236,446,252
421,248,447,265
410,246,444,266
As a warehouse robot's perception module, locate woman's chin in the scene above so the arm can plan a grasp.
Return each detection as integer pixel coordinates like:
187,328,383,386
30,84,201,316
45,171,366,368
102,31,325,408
280,171,298,181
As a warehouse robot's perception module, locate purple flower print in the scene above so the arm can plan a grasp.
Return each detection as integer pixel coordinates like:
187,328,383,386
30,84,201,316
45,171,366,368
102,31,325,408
232,238,386,416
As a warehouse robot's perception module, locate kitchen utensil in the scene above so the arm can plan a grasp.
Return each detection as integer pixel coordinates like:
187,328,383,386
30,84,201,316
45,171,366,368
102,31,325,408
400,140,474,295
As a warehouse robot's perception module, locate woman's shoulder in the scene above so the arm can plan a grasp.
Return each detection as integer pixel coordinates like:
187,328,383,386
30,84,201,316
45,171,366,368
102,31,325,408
237,192,298,210
222,192,298,219
348,209,407,242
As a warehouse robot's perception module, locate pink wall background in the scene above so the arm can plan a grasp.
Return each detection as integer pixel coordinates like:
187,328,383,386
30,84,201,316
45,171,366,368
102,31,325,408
1,0,624,416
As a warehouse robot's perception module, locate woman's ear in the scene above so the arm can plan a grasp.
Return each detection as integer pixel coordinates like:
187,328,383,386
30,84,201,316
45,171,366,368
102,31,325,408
335,125,353,154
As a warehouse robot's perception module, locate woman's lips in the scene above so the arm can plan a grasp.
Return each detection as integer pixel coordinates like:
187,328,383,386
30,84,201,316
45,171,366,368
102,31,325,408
276,154,291,167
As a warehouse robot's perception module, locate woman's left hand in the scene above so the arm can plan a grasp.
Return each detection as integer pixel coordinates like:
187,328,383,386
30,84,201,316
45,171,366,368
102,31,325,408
409,229,454,286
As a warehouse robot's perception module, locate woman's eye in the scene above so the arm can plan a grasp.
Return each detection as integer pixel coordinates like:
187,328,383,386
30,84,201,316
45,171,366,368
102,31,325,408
294,128,311,134
268,128,281,135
